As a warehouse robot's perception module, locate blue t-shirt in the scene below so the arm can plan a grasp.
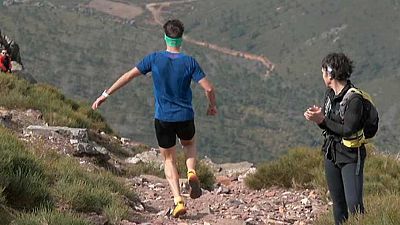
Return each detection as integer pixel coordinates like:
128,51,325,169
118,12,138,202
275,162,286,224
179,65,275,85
136,51,205,122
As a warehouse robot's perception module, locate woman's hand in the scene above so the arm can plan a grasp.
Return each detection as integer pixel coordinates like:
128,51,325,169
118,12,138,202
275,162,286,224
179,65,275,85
304,105,325,124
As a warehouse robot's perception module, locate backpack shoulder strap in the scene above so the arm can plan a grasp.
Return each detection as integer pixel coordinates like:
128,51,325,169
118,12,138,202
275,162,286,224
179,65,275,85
356,88,375,105
339,87,363,120
323,88,334,116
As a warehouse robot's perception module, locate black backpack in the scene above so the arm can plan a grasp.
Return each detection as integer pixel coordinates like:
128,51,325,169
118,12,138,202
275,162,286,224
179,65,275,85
339,87,379,141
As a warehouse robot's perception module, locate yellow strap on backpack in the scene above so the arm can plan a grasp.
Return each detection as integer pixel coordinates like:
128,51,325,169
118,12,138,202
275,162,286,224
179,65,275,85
341,88,373,148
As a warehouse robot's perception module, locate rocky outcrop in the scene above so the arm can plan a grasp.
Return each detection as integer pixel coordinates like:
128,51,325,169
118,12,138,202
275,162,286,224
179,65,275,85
2,0,32,7
0,30,36,83
0,29,23,68
26,125,89,142
125,148,164,169
25,125,110,161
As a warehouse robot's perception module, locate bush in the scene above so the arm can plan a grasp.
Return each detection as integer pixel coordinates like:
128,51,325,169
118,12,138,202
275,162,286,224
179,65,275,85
104,195,130,225
245,147,324,190
176,151,216,190
124,162,164,178
51,157,136,218
195,160,216,191
55,178,112,213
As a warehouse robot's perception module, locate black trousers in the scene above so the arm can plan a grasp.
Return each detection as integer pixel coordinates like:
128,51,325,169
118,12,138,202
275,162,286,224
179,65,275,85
325,158,365,225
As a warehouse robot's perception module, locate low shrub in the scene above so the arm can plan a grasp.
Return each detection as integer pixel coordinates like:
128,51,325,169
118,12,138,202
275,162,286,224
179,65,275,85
11,209,90,225
245,147,324,190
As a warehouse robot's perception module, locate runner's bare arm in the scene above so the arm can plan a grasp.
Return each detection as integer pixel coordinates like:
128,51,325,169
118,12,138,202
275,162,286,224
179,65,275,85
92,67,142,110
198,77,217,115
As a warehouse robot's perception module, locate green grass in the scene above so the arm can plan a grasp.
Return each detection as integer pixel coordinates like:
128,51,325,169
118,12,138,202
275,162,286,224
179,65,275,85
48,155,137,216
363,150,400,195
0,74,112,133
0,206,14,225
245,147,324,189
10,209,90,225
0,122,137,224
124,161,165,178
0,188,5,205
103,195,130,225
0,126,52,210
314,193,400,225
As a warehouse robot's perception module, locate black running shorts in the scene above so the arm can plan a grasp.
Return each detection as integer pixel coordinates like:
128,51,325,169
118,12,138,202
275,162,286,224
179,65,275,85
154,119,195,149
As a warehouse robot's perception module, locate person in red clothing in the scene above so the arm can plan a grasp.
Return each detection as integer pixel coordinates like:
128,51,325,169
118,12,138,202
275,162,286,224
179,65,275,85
0,49,12,73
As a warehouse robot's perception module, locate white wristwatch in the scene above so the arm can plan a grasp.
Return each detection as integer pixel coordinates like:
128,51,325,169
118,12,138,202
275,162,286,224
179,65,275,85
102,90,110,98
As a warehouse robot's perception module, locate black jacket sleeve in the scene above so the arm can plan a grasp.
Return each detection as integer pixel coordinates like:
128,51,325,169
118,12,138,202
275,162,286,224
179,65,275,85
320,96,364,137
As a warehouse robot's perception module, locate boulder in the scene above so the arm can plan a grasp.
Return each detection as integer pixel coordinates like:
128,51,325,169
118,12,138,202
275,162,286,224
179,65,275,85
74,142,110,161
25,125,88,142
125,148,164,169
0,30,23,67
0,109,12,128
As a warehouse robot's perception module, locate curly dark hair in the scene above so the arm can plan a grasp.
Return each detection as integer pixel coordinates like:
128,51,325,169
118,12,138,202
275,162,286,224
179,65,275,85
321,53,353,81
163,19,184,38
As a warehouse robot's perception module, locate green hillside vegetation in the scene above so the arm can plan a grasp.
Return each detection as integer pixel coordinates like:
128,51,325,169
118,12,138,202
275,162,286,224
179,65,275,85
0,74,111,132
1,0,399,163
245,146,400,225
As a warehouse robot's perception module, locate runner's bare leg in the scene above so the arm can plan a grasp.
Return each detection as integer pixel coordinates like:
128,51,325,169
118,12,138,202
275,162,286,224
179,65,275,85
181,137,196,171
160,147,181,202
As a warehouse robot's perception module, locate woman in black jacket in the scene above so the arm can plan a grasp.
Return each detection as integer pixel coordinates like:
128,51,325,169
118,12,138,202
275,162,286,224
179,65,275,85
304,53,365,225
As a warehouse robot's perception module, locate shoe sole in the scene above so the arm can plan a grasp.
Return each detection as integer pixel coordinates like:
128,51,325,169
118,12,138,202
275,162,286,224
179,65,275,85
172,208,187,218
188,176,202,199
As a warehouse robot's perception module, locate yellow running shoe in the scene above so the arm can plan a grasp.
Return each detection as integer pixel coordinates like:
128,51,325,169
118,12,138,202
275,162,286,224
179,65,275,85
171,199,187,218
187,170,202,199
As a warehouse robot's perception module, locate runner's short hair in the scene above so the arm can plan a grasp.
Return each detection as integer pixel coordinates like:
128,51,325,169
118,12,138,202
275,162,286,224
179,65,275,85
321,53,353,81
163,19,184,38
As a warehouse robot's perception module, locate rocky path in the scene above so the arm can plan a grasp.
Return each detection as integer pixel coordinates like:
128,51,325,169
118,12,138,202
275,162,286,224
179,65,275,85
128,174,328,225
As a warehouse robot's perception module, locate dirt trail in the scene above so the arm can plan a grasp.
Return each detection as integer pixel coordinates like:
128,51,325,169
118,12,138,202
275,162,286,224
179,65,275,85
146,0,275,77
87,0,143,19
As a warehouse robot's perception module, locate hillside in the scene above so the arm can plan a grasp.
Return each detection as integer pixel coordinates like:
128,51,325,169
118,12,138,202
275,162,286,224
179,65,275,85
0,0,399,162
1,74,400,225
